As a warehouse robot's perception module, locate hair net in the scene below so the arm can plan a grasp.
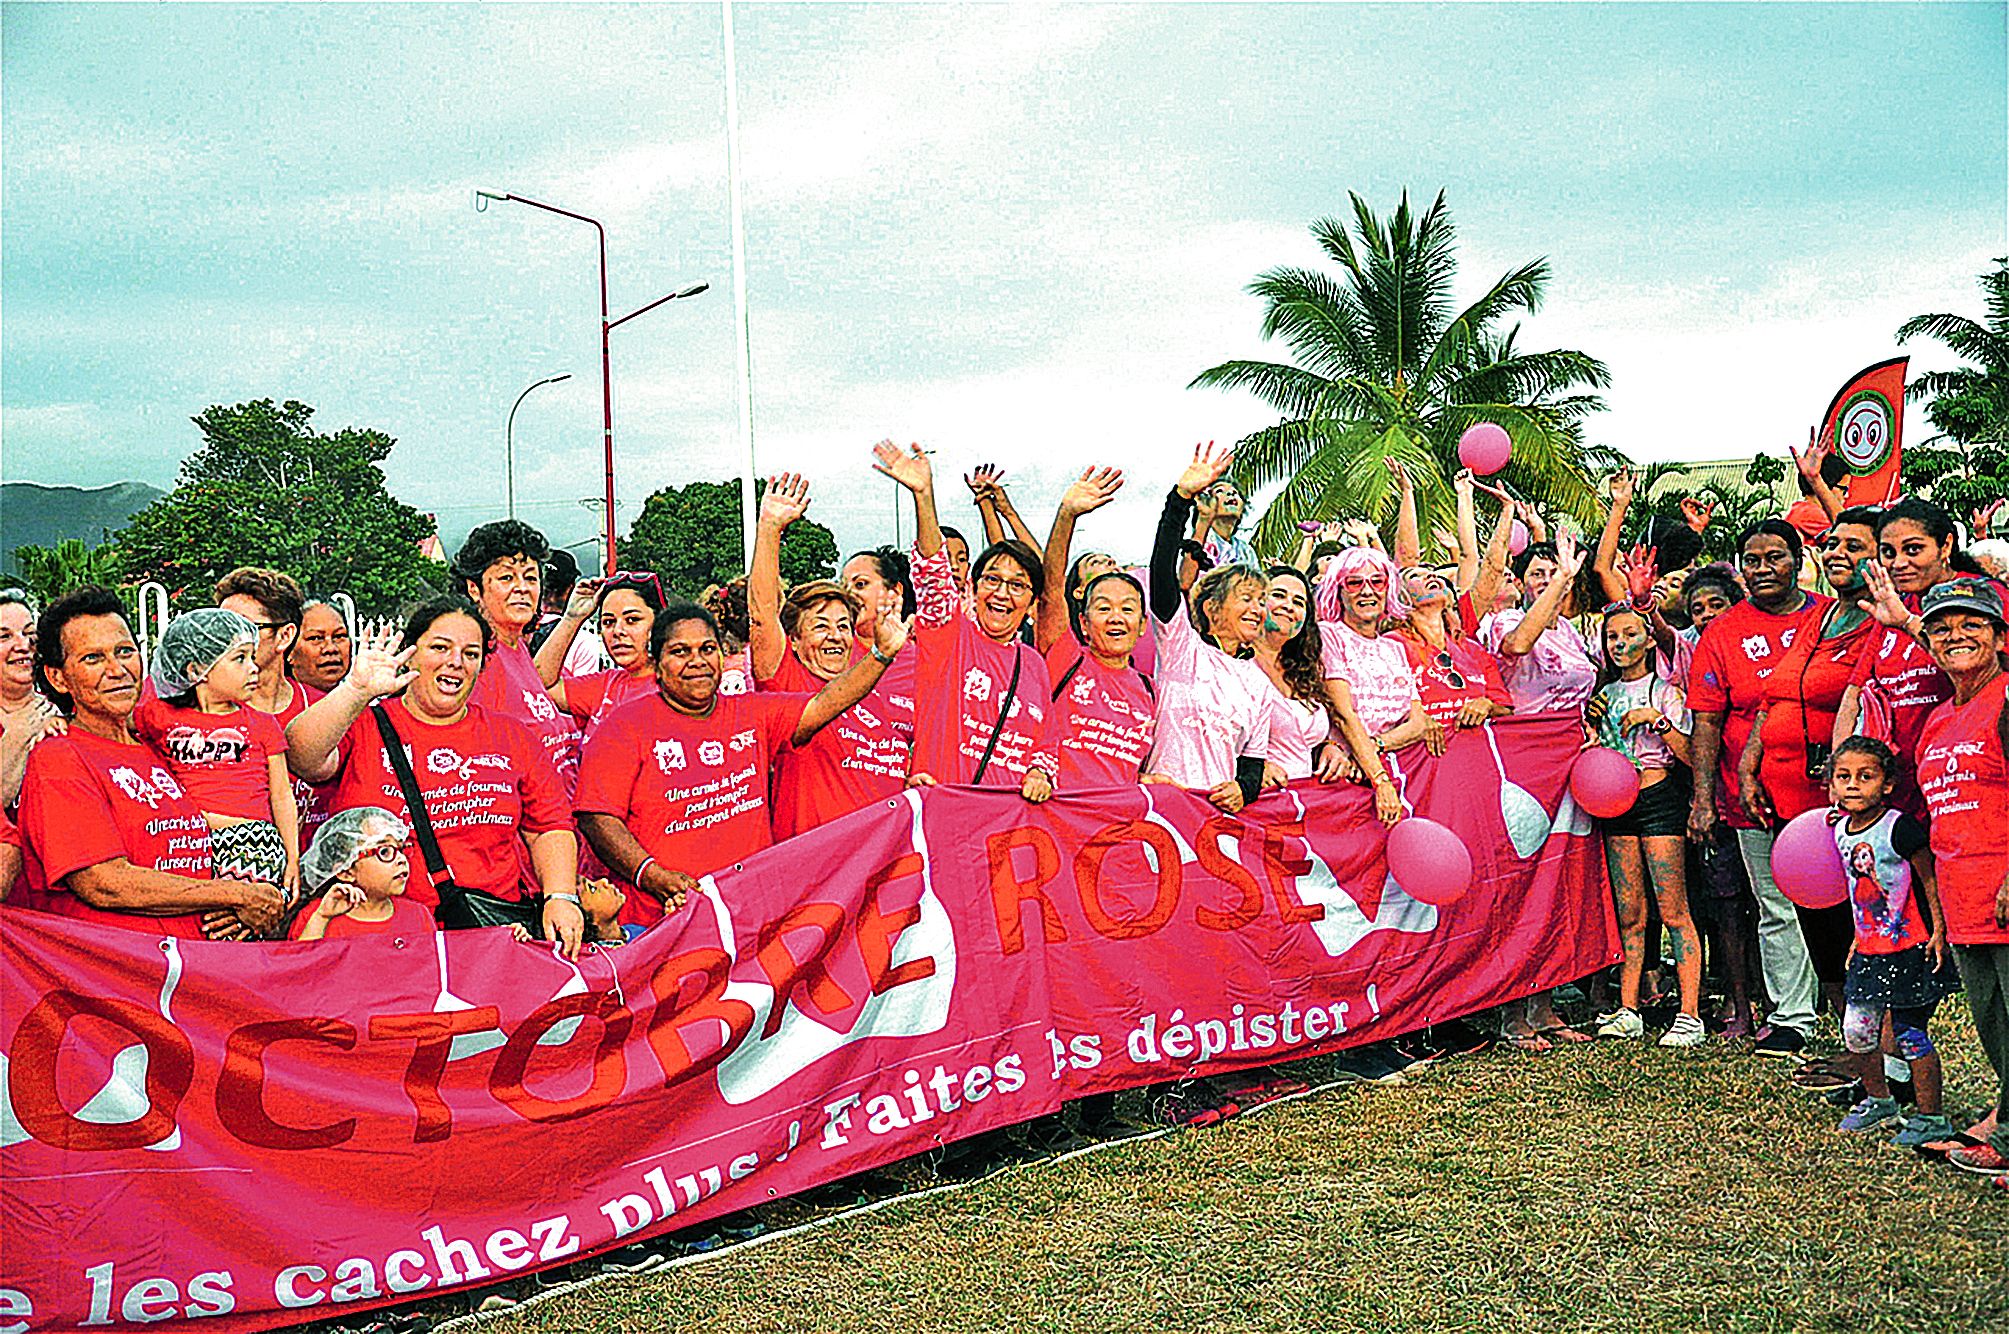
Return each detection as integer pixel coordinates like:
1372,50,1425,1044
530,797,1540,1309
300,807,411,893
149,608,259,698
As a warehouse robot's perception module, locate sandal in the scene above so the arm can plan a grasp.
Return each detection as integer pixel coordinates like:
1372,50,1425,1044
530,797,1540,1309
1536,1023,1595,1044
1158,1085,1241,1128
1503,1030,1554,1055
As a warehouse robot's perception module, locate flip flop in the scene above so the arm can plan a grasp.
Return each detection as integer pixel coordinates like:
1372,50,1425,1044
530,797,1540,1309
1504,1031,1554,1055
1536,1023,1595,1044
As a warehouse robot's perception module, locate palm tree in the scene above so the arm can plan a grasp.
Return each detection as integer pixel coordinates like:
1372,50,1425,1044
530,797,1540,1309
1192,191,1611,557
7,538,123,610
1900,259,2009,451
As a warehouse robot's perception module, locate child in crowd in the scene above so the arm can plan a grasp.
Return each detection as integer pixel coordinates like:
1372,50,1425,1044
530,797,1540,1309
292,807,437,940
1586,605,1705,1046
1826,737,1956,1146
138,608,300,903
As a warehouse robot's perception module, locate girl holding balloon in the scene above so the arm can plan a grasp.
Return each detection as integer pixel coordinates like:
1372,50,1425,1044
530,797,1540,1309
1584,604,1706,1046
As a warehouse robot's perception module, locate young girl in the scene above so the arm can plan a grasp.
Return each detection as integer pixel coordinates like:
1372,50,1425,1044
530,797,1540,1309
1825,736,1955,1147
1586,605,1705,1046
138,608,299,906
292,807,434,940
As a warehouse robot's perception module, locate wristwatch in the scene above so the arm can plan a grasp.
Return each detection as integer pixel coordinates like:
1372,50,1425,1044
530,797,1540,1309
870,643,896,665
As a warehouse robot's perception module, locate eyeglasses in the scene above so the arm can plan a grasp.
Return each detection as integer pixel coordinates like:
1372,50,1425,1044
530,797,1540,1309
245,620,287,636
1434,650,1467,690
977,573,1034,597
359,843,406,864
1339,575,1388,591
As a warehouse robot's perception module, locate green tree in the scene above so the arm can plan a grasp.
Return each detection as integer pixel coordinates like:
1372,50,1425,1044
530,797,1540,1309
6,538,124,609
115,400,442,615
618,478,837,596
1192,190,1611,557
1899,260,2009,535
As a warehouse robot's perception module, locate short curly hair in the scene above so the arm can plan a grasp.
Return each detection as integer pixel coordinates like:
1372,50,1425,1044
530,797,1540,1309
453,520,550,592
214,567,304,628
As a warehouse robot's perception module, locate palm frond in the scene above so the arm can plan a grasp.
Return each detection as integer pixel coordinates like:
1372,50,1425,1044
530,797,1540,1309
1898,312,2009,371
1248,267,1381,381
1187,360,1336,420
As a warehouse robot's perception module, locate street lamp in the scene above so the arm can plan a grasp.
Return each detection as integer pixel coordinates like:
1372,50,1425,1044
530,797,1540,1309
505,372,572,520
475,189,709,574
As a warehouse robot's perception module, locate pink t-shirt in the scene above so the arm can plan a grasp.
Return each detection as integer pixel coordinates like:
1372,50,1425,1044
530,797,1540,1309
471,637,582,794
1319,619,1420,733
561,667,659,742
1265,690,1330,780
908,545,1056,787
135,693,287,821
1146,606,1272,787
1480,610,1599,714
761,649,915,839
1044,639,1157,789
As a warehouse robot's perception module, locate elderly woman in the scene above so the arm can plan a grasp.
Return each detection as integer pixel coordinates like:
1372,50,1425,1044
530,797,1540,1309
285,596,586,957
1914,578,2009,1181
289,599,353,694
13,586,286,939
742,473,917,835
454,519,582,792
1316,546,1427,825
873,440,1058,791
1,589,62,808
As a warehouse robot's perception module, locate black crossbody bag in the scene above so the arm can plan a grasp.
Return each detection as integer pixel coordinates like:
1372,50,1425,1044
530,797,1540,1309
370,703,543,933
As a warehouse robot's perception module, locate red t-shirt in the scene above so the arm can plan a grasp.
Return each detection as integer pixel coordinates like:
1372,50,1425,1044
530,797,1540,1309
1850,616,1954,820
1401,633,1514,729
1685,594,1832,828
1042,638,1156,789
271,682,335,844
1754,612,1876,821
289,894,435,940
1918,673,2009,945
574,691,805,926
561,667,659,742
15,730,214,937
909,545,1056,787
134,693,286,821
760,649,915,840
328,699,571,907
472,637,582,795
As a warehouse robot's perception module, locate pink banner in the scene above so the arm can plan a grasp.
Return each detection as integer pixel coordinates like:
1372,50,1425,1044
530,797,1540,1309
1,715,1613,1333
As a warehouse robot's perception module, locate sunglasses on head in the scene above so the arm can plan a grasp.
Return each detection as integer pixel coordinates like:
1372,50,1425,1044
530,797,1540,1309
601,571,665,601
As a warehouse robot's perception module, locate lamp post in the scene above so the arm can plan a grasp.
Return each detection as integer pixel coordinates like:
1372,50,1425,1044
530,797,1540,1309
475,189,708,574
505,372,572,520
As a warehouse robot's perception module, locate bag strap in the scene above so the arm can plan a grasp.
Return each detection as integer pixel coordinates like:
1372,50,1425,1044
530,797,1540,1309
1050,654,1083,702
369,703,464,913
970,646,1025,786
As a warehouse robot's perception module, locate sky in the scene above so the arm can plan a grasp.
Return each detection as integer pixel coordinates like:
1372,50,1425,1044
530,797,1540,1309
3,1,2005,570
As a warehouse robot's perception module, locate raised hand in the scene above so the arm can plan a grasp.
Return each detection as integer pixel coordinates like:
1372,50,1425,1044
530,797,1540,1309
1862,560,1914,629
870,439,933,494
1174,441,1234,500
1058,466,1125,518
1385,457,1414,494
759,472,811,529
964,463,1005,504
1555,526,1585,576
1454,468,1477,497
1679,495,1715,534
343,624,417,700
1792,426,1833,484
1623,544,1660,603
871,608,914,660
563,575,604,622
1609,468,1636,508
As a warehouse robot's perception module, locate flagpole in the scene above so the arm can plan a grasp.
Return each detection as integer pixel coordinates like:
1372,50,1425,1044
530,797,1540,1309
722,0,758,571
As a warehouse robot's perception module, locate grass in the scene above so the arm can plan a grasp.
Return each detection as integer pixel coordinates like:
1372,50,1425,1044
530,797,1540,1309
480,1011,2007,1334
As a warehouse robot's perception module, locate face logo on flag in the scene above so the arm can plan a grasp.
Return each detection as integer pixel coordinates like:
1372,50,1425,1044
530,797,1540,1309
1836,390,1895,475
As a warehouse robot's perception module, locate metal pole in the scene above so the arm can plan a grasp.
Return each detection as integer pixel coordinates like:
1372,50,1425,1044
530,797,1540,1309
505,373,572,521
722,0,759,572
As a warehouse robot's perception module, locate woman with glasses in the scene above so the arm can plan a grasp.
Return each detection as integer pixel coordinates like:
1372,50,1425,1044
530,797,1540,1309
536,569,669,743
872,440,1059,792
746,473,917,837
1316,546,1428,826
1,589,62,809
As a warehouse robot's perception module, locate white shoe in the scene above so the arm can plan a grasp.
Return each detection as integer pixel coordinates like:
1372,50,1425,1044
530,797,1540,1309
1595,1008,1644,1039
1658,1013,1707,1047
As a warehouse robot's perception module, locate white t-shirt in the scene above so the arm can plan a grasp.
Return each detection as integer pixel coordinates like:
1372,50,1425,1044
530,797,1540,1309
1481,609,1599,714
1146,610,1272,787
1319,619,1419,734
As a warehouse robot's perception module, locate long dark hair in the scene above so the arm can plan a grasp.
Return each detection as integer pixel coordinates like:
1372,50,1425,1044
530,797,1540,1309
1265,565,1326,707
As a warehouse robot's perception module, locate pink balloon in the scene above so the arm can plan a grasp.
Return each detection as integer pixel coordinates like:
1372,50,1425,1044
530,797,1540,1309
1385,816,1473,906
1571,747,1641,819
1508,519,1530,557
1459,422,1512,475
1770,808,1848,909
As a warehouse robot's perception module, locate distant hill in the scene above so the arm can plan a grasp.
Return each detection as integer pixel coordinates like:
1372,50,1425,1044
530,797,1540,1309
1,481,165,566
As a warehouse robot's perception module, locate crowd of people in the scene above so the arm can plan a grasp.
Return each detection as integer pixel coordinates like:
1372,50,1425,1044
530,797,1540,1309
1,436,2005,1194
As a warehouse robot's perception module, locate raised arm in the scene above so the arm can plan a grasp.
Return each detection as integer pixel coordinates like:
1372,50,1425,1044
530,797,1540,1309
1389,459,1422,568
1497,529,1583,657
533,576,603,704
792,614,908,746
1591,468,1634,605
985,472,1047,562
1465,492,1516,614
1454,470,1481,588
748,473,811,682
873,439,943,559
967,464,1008,547
1036,466,1125,652
1153,443,1233,623
285,626,416,783
1792,428,1845,524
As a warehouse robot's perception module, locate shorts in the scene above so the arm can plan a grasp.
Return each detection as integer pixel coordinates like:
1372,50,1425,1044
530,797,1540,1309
210,819,287,886
1604,771,1690,839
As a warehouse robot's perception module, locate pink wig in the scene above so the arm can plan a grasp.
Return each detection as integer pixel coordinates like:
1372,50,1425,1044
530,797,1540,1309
1315,545,1409,624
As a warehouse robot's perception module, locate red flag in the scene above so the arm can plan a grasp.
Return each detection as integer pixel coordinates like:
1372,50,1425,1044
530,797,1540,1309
1822,357,1908,506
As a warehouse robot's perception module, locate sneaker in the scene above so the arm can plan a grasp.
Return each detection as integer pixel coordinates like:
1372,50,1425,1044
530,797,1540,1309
1893,1113,1956,1150
1658,1013,1707,1047
1753,1025,1807,1060
1720,1015,1754,1041
1839,1095,1903,1133
1596,1008,1645,1039
1947,1143,2009,1177
1822,1079,1868,1109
